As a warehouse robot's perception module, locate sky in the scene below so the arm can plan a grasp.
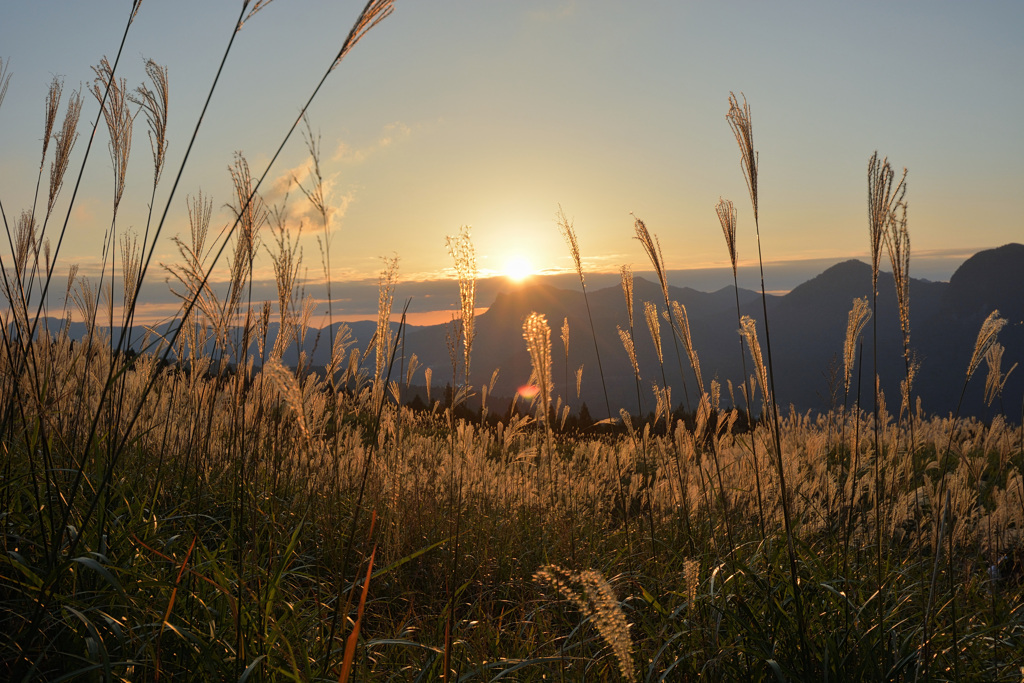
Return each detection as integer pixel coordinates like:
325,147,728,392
1,1,1022,324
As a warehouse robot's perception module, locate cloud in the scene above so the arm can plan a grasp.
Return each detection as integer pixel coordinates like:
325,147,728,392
71,197,102,225
526,0,577,23
376,121,411,149
264,159,355,232
332,121,412,163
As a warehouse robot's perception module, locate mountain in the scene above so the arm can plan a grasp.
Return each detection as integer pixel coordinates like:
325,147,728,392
16,245,1022,420
408,244,1022,420
913,244,1024,417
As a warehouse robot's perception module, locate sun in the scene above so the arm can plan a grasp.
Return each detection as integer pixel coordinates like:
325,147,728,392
503,256,535,283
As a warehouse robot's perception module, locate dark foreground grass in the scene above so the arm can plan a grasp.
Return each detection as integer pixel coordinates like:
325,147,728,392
3,394,1023,681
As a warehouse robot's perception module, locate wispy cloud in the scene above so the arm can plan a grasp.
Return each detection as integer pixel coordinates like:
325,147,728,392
526,0,577,23
71,197,102,226
332,121,412,164
265,158,354,231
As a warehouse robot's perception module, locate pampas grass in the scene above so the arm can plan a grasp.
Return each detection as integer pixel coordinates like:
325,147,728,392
535,565,635,683
558,205,613,422
2,11,1022,679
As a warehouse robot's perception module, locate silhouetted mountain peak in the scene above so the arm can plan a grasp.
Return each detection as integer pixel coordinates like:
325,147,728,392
945,243,1024,321
780,259,874,314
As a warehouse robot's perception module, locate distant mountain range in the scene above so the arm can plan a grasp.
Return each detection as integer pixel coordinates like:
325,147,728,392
30,244,1024,420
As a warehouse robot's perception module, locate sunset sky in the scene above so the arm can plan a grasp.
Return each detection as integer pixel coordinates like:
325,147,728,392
1,1,1021,323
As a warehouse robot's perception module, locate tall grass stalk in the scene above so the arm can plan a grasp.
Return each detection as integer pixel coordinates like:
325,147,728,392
867,152,907,644
443,225,476,681
727,91,809,672
3,15,1023,679
717,197,766,538
616,315,656,561
632,215,691,413
557,206,612,421
2,1,395,676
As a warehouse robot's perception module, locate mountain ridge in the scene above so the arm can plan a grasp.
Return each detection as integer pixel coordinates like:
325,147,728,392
18,244,1023,419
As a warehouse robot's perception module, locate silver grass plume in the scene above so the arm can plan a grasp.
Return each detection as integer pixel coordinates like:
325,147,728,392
558,204,612,418
237,0,278,32
0,57,11,112
558,206,584,281
643,301,663,365
333,0,395,68
885,198,915,416
885,199,911,344
618,325,640,377
120,231,141,308
535,565,635,682
653,383,673,429
984,343,1016,408
91,57,134,214
13,211,36,281
131,59,170,188
41,76,63,170
683,559,700,609
375,256,399,381
669,300,703,393
967,310,1007,381
226,153,267,317
726,93,758,223
406,352,420,386
446,226,476,381
633,216,668,304
47,88,82,221
523,312,552,425
620,265,635,327
263,358,309,443
844,297,871,396
739,315,769,410
716,197,738,276
867,152,906,295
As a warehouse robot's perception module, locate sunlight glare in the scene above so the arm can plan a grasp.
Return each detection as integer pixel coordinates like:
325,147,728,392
504,256,534,283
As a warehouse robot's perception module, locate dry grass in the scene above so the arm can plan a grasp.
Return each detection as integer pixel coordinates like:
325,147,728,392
1,8,1022,682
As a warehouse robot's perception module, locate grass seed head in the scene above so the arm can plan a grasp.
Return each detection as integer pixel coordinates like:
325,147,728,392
523,312,552,421
844,297,871,395
739,315,769,410
619,264,634,327
726,92,758,222
557,205,583,282
446,225,476,380
91,57,134,213
131,59,170,187
643,301,662,365
534,565,635,682
968,310,1007,381
716,197,738,275
333,0,395,67
618,325,640,377
41,75,63,169
48,88,82,220
867,152,906,291
0,57,10,113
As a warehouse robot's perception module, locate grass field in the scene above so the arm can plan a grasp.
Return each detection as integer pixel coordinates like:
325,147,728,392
2,3,1023,681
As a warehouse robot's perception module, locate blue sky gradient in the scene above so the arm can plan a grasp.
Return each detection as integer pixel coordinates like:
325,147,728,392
1,1,1021,321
